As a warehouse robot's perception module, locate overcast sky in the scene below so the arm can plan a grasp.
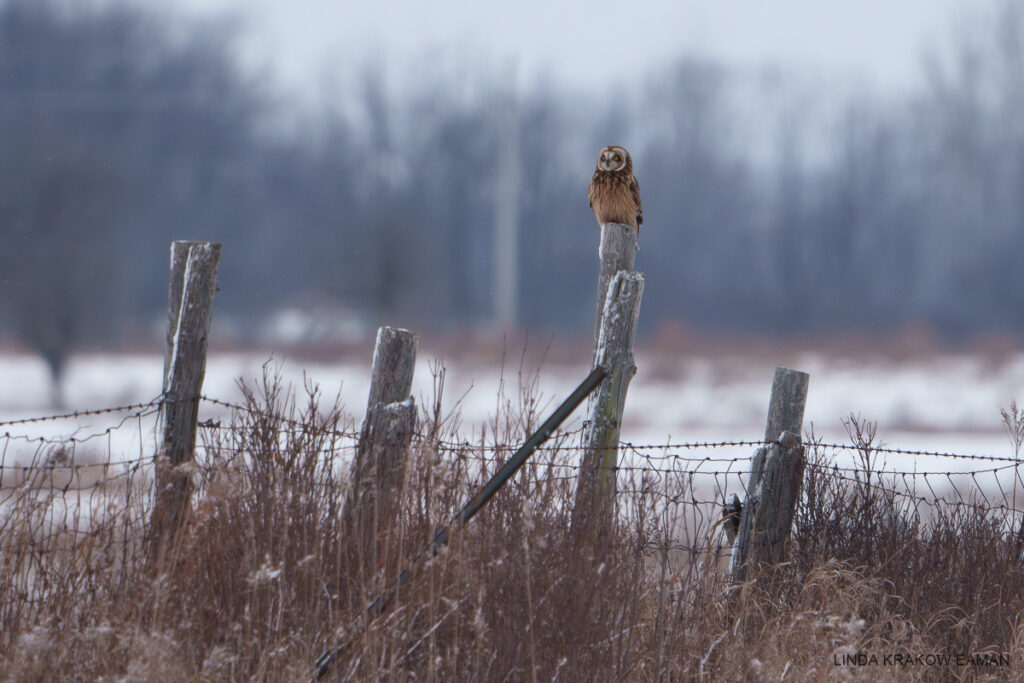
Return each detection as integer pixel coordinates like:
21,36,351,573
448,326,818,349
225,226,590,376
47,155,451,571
124,0,985,108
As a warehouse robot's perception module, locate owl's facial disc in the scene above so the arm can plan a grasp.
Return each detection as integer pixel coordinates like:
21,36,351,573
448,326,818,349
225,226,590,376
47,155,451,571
597,146,627,171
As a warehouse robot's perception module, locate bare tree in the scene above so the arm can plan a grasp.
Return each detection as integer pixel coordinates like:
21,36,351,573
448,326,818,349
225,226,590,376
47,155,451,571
0,0,260,402
0,135,119,405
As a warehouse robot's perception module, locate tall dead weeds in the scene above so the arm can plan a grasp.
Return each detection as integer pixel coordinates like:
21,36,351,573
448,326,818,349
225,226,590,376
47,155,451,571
1,367,1023,680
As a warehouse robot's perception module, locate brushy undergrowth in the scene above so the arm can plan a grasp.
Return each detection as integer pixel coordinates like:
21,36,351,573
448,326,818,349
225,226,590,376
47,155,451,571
2,363,1024,681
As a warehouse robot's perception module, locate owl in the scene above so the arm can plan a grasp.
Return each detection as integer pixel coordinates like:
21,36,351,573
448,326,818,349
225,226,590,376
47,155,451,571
588,146,643,230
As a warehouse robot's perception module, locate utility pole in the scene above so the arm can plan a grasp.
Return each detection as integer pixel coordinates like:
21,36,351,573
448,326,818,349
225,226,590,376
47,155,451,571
493,96,520,328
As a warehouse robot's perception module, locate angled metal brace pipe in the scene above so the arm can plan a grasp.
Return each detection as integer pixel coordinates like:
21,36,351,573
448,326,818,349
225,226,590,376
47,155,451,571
314,365,609,679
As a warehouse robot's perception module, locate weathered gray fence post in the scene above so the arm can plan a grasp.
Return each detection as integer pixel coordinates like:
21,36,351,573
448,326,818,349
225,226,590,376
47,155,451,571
150,240,221,562
343,326,419,562
730,367,809,581
592,222,639,364
573,222,643,547
365,326,418,410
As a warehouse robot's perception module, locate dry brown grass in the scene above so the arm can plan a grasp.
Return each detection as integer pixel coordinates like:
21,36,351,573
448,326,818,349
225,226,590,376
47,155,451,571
1,365,1023,681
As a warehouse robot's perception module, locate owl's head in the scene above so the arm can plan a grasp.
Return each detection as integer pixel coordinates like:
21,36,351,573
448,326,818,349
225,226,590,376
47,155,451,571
596,146,631,172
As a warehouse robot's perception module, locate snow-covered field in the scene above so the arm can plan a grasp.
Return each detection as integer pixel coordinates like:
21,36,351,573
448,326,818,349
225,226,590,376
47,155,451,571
1,349,1022,482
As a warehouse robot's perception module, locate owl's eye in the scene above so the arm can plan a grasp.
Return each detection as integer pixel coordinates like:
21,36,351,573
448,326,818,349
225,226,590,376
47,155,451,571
612,154,621,163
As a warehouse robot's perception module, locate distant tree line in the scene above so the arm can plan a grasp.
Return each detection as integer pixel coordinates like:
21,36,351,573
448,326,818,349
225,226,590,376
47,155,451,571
2,0,1023,393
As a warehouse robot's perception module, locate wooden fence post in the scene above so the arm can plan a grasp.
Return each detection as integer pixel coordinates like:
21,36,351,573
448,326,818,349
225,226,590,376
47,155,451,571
730,367,809,581
365,326,418,411
592,222,639,363
343,326,419,564
150,240,221,563
573,263,644,547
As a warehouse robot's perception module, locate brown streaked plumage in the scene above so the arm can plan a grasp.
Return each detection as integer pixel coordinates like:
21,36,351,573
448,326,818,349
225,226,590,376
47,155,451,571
588,145,643,230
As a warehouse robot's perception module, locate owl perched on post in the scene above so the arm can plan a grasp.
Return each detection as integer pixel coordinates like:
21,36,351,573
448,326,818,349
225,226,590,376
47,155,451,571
588,146,643,230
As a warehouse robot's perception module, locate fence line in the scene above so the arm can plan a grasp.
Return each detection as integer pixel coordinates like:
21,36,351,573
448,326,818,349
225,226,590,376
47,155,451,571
6,388,1024,653
2,396,1023,522
1,394,1022,468
2,393,1023,525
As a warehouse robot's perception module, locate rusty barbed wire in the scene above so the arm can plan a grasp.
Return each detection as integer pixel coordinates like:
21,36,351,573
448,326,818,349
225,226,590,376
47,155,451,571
809,441,1023,462
4,437,1021,481
198,394,247,413
417,433,1024,463
199,394,361,439
2,394,1023,494
0,405,162,447
0,397,164,428
4,394,1021,461
0,457,153,471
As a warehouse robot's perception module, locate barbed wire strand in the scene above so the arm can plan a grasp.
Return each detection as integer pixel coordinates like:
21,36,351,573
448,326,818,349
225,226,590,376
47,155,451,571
0,397,164,428
1,396,1022,511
